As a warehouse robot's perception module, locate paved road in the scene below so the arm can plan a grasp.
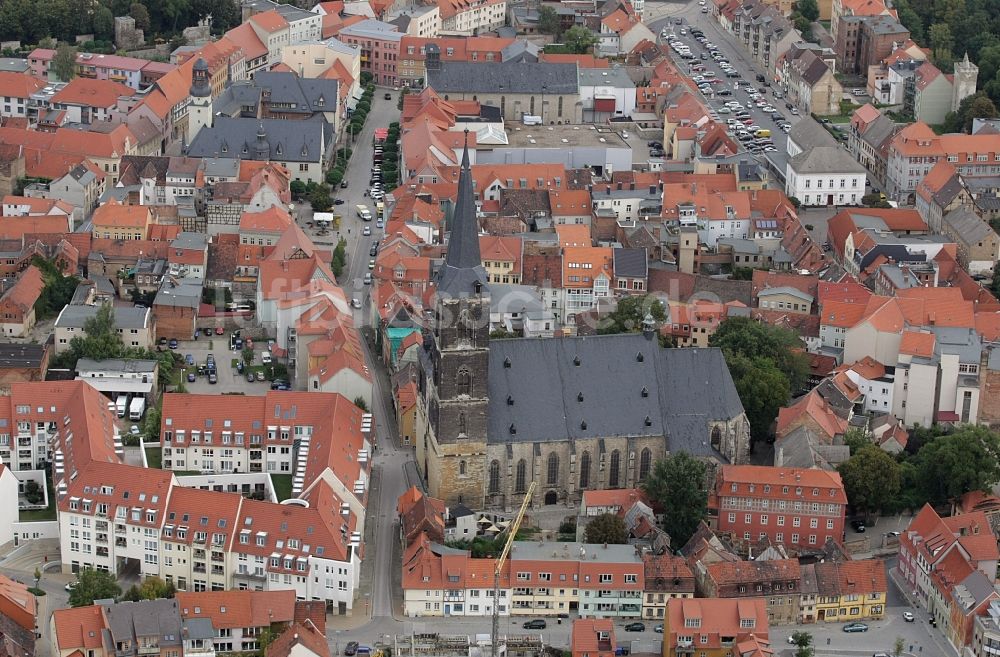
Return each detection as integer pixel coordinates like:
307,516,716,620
648,3,801,182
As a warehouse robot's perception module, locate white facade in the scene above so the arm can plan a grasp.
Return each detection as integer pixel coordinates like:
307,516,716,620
0,466,19,548
785,168,866,207
563,273,610,324
441,0,507,35
404,587,511,617
698,216,750,247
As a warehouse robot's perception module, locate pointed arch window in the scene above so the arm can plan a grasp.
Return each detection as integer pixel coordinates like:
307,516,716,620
547,453,559,485
579,452,591,489
609,450,621,488
515,459,527,493
489,460,500,493
639,448,652,481
456,367,472,396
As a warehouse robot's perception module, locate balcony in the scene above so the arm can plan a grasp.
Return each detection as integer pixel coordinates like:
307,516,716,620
193,563,206,574
97,547,109,557
211,554,225,563
211,566,224,576
193,549,206,559
115,525,126,535
116,538,127,548
96,520,109,531
96,533,108,544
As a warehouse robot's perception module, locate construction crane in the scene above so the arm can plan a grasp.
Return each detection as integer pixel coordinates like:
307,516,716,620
492,481,535,657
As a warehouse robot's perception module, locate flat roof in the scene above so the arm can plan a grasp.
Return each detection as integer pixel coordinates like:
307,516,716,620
511,541,643,563
502,124,629,149
0,343,46,368
77,377,154,395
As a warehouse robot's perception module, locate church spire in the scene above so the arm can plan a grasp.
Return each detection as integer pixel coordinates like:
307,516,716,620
435,130,489,297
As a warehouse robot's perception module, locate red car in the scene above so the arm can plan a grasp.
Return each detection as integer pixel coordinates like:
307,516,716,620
215,327,225,335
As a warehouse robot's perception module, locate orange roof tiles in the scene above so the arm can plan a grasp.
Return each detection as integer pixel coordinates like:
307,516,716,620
268,621,330,657
820,299,868,328
666,598,769,649
51,78,134,108
555,224,592,247
0,72,46,99
776,390,849,440
249,9,290,32
815,559,886,597
561,246,612,289
0,264,44,312
571,619,616,656
899,330,935,357
53,605,105,651
91,199,149,230
581,488,650,509
549,189,592,216
240,206,293,233
718,465,847,503
177,590,296,628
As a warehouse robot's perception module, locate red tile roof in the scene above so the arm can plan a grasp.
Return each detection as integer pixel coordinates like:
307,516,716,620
177,590,296,628
267,621,330,657
0,264,44,313
51,78,134,108
717,465,846,503
52,605,105,651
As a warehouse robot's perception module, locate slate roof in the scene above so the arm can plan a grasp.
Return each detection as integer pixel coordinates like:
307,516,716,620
613,247,648,278
186,117,332,163
436,137,489,297
789,119,838,151
788,146,867,175
56,305,149,329
0,343,46,369
487,333,745,460
427,60,579,94
215,72,338,118
943,207,993,244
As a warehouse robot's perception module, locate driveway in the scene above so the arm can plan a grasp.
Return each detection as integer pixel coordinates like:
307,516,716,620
170,339,270,396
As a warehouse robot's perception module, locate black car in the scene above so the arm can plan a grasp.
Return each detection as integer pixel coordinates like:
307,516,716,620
625,623,645,632
340,180,348,188
851,519,866,533
208,373,218,384
384,92,392,100
370,243,379,256
344,642,359,656
247,372,255,382
523,619,546,630
334,198,345,205
756,73,766,82
187,372,196,383
270,379,290,390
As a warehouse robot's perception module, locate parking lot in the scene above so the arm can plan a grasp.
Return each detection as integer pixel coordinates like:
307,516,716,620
165,337,276,396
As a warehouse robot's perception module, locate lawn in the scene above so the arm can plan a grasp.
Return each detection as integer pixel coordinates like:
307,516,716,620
145,446,162,469
271,474,294,501
20,473,56,521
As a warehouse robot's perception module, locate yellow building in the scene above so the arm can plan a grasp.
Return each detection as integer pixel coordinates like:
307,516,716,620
480,235,522,284
812,560,887,622
91,199,151,240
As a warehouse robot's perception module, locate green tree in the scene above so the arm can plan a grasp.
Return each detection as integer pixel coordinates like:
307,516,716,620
24,480,44,504
598,295,666,335
710,317,810,390
562,25,597,54
32,256,80,319
331,238,346,278
143,403,161,441
538,5,560,35
893,637,905,657
943,91,999,133
241,346,254,368
51,43,77,82
797,0,819,21
641,451,707,547
353,396,368,412
138,576,175,599
308,182,333,212
93,5,115,40
914,425,1000,505
792,13,813,41
129,2,151,31
842,428,871,455
724,352,790,440
929,22,955,64
68,568,121,606
583,513,628,544
838,445,901,521
894,0,924,41
790,631,813,657
163,0,190,31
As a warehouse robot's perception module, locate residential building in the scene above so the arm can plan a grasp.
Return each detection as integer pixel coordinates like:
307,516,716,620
437,0,506,35
0,343,50,393
0,72,46,119
76,358,159,400
785,147,867,207
662,597,770,657
710,465,847,552
53,304,154,354
811,559,887,622
0,572,36,657
562,246,613,324
336,20,404,87
849,104,901,189
642,554,695,620
694,559,801,624
571,619,616,657
23,160,106,219
90,199,151,240
914,160,972,233
0,264,44,337
212,71,341,135
786,50,843,116
730,0,798,76
939,207,999,275
50,77,134,124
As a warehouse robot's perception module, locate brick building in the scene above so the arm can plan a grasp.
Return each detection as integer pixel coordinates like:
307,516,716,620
709,465,848,552
694,560,802,624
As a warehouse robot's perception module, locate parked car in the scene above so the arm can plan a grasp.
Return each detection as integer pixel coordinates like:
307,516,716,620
247,372,256,382
129,425,141,436
624,623,645,632
842,622,868,633
215,327,225,335
168,339,179,349
654,625,663,634
903,612,915,622
384,92,392,100
370,243,379,256
523,620,546,630
187,372,196,382
851,519,866,533
352,298,362,309
208,373,218,384
344,642,359,656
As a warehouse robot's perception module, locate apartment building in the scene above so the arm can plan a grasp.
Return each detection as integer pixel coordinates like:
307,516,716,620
0,71,47,119
402,538,645,618
53,305,154,355
561,246,613,325
710,465,847,552
641,554,695,620
662,597,770,657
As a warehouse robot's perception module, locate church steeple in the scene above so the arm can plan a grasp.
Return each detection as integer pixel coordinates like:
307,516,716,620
435,130,489,298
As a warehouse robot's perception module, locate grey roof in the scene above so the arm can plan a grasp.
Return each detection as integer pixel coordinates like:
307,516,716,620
501,40,541,63
757,286,814,303
788,146,867,175
0,57,30,73
579,67,635,88
943,207,993,243
201,157,240,178
180,618,215,641
102,598,182,647
171,232,208,251
272,2,318,22
215,72,338,119
613,247,648,278
56,305,150,330
789,119,837,151
186,117,332,163
511,540,642,562
490,284,544,314
0,343,46,368
859,114,900,151
487,334,746,460
863,14,907,34
436,138,489,297
155,279,203,309
76,358,158,374
930,326,982,362
338,19,404,42
427,60,579,95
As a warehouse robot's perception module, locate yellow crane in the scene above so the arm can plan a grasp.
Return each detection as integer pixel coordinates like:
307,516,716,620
492,481,535,657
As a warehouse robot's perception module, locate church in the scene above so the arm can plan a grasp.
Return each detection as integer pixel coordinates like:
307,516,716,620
414,136,751,511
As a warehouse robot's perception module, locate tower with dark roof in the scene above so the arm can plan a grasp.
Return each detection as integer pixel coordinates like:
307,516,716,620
187,58,213,144
423,131,491,507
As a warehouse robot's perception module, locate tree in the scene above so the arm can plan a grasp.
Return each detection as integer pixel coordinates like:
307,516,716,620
68,568,121,606
538,5,560,35
797,0,819,21
138,576,175,599
929,22,954,63
143,403,161,441
241,346,254,368
353,396,369,412
93,5,115,40
838,445,901,521
598,295,666,335
724,352,790,440
562,25,597,54
583,513,628,544
163,0,190,31
51,43,77,82
790,631,813,657
792,13,813,41
308,182,333,212
914,425,1000,505
24,480,44,504
894,0,924,41
331,238,346,277
943,91,999,133
641,451,707,547
710,317,810,391
893,637,905,657
129,2,151,31
842,428,871,455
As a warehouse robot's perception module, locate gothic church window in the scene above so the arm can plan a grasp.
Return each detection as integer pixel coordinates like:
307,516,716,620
489,460,500,493
515,459,527,493
547,453,559,485
609,450,621,488
579,452,591,489
456,367,472,396
639,448,652,481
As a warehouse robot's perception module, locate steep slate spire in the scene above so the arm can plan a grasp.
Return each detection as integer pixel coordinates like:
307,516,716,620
435,130,489,297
